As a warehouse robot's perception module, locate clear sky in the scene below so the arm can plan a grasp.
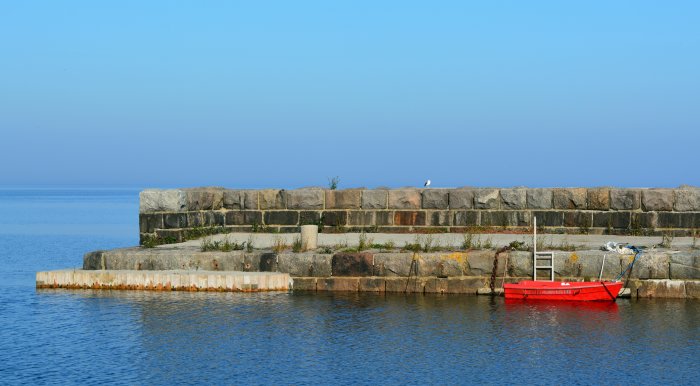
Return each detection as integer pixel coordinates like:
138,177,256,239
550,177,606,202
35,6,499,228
1,1,698,189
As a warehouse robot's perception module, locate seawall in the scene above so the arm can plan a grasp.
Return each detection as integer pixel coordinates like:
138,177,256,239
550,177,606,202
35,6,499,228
138,187,700,246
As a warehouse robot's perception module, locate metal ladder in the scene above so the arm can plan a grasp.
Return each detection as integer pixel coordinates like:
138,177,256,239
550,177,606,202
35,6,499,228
533,217,555,281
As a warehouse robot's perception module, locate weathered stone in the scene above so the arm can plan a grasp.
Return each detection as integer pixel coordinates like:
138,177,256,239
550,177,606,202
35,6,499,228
388,190,421,209
642,189,673,211
325,190,361,209
394,211,426,226
448,189,474,209
359,277,385,292
373,253,414,276
423,278,449,293
533,211,563,227
563,211,592,228
375,211,393,225
225,211,262,226
332,252,374,276
446,277,484,294
428,211,452,226
139,189,186,213
299,211,321,225
422,190,449,209
82,251,105,270
317,277,359,292
259,189,286,209
636,280,686,298
592,212,630,229
418,253,467,277
587,188,610,210
348,211,375,226
632,212,657,230
286,189,324,210
657,212,695,229
163,213,188,229
321,211,347,227
553,188,587,209
686,281,700,298
674,189,700,211
186,212,203,228
629,251,670,279
139,213,163,233
292,277,317,291
610,189,641,210
361,190,387,209
202,211,225,226
500,189,526,209
464,250,506,276
277,253,332,277
264,211,298,225
184,187,224,211
223,190,257,210
475,189,500,209
481,211,530,227
526,189,553,209
454,211,479,226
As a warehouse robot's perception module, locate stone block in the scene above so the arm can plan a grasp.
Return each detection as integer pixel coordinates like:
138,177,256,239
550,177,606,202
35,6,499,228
385,277,420,293
674,189,700,211
359,277,386,292
348,211,375,226
526,189,553,209
139,189,186,213
630,213,655,230
321,211,347,227
636,280,686,298
553,188,587,209
428,211,452,226
259,189,286,210
225,211,262,226
454,211,479,226
202,211,225,226
286,189,324,210
500,188,526,209
394,211,426,226
464,250,505,276
361,190,387,209
331,252,374,276
299,211,321,225
325,190,361,209
610,189,641,210
592,212,630,229
276,253,332,277
642,189,673,211
264,211,298,225
446,277,484,294
186,212,203,228
563,211,592,228
373,253,414,277
184,187,224,211
422,190,449,209
83,251,105,270
418,253,466,277
533,211,563,227
139,213,163,233
155,229,183,243
163,213,188,229
587,188,610,210
475,189,500,209
686,281,700,298
481,211,530,227
657,212,695,229
318,277,359,292
292,277,317,291
388,190,421,209
375,211,394,225
423,278,449,293
223,190,258,210
448,189,474,209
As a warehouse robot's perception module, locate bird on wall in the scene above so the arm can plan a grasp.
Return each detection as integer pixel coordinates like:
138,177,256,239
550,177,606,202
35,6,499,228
424,179,431,187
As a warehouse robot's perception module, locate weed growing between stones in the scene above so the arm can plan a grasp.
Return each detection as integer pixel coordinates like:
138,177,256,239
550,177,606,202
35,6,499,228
246,235,254,252
318,246,334,254
371,240,396,251
200,236,245,252
272,236,288,253
183,226,227,241
292,236,303,253
660,232,674,248
693,230,698,249
461,233,475,250
141,234,177,248
328,176,340,190
357,232,373,251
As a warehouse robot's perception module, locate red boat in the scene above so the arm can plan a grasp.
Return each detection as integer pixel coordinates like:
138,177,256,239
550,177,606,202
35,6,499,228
503,280,623,302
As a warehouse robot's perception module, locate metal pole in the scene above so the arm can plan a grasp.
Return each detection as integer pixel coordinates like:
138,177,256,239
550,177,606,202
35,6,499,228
599,254,607,281
533,216,537,280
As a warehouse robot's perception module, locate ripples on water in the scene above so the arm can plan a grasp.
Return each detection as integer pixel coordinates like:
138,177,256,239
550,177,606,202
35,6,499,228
0,190,699,385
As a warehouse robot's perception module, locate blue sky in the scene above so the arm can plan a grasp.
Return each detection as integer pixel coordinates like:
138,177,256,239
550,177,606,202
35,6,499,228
1,1,698,189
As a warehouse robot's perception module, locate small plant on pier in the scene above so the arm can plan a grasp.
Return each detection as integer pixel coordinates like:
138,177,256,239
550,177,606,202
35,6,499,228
246,235,255,252
272,236,288,253
200,236,245,252
357,232,373,251
660,232,674,248
328,176,340,190
292,236,303,253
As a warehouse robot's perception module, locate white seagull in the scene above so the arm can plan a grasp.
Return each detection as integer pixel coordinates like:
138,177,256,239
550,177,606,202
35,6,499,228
424,179,431,187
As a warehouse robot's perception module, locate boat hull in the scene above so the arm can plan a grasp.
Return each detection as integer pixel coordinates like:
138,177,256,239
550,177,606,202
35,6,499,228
503,281,623,301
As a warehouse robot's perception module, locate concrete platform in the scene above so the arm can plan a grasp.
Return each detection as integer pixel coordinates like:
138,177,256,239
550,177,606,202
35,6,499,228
36,269,291,292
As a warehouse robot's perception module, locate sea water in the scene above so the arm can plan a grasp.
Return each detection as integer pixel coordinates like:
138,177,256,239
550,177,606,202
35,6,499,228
0,189,698,385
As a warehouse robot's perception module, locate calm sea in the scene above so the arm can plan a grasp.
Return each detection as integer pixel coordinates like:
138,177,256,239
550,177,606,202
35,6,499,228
0,189,698,385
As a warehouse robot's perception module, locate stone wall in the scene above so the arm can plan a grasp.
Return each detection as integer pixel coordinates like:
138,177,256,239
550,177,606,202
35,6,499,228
138,187,700,245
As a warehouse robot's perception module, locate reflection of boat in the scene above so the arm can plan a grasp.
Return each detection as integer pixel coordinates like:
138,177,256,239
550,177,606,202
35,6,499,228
504,280,623,301
504,298,620,313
